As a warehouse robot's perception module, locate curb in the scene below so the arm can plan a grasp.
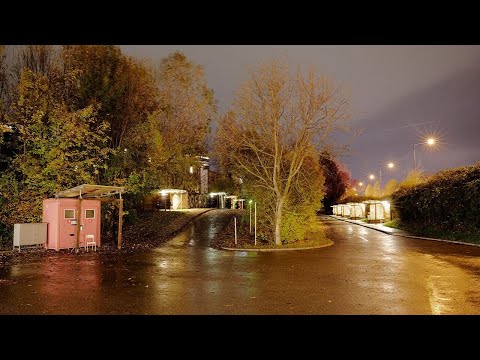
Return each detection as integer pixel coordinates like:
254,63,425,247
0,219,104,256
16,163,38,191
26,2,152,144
327,215,480,248
327,215,397,235
393,234,480,248
222,241,334,252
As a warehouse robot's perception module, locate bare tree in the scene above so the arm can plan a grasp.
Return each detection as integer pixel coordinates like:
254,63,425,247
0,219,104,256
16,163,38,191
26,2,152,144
12,45,58,80
215,60,350,245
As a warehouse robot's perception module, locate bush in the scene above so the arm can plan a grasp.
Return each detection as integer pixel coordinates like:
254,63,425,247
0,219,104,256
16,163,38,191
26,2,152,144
0,222,12,250
392,163,480,235
123,208,139,225
281,211,309,243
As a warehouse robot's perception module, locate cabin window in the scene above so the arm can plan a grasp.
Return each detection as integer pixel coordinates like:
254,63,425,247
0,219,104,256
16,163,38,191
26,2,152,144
85,209,95,219
64,209,75,219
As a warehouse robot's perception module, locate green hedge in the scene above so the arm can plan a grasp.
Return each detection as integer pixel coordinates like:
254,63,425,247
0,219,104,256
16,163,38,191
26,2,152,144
392,163,480,234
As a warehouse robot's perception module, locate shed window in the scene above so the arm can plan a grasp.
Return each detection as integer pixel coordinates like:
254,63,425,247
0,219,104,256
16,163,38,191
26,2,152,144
64,209,75,219
85,209,95,219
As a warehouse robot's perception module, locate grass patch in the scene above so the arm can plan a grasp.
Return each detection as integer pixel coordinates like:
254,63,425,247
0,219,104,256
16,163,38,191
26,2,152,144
121,210,186,246
383,219,399,229
213,215,333,250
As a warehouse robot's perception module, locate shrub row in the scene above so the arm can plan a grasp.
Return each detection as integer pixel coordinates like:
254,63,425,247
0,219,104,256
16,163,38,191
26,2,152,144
392,163,480,234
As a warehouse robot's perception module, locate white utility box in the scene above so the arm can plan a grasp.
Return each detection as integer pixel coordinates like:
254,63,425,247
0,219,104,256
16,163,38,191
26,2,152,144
13,223,47,251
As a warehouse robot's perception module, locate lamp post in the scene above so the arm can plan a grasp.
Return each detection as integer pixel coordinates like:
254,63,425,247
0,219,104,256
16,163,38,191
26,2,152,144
413,137,436,170
369,162,395,197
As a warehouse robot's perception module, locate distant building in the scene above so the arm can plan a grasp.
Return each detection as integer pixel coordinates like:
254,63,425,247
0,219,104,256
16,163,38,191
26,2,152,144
198,156,209,194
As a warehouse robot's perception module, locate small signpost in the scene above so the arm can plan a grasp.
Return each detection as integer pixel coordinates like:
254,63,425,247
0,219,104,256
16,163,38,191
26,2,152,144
254,202,257,246
234,217,237,245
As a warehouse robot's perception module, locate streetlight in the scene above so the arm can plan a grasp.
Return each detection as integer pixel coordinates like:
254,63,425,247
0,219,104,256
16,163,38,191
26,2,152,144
413,137,436,170
370,161,396,197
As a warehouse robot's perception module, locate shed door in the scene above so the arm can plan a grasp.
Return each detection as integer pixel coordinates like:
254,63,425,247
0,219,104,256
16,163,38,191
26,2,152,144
61,207,77,248
81,208,97,245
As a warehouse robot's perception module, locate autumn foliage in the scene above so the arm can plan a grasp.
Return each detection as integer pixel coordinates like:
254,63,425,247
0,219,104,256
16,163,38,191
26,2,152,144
392,163,480,238
0,46,216,247
214,61,349,244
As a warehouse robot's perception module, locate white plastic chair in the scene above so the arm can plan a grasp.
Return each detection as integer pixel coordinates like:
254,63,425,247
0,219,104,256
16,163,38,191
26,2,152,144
85,234,96,252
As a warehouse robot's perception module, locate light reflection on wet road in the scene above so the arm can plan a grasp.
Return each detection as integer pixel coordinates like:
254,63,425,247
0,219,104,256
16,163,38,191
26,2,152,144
1,211,480,314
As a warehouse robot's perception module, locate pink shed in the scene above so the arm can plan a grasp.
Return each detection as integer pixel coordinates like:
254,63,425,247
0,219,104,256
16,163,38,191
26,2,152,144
43,198,101,251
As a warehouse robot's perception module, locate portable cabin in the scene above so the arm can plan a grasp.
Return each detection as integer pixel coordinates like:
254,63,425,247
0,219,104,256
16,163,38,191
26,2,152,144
332,205,338,215
225,195,238,209
337,204,343,216
43,198,101,251
236,198,245,209
338,204,351,217
363,200,386,223
156,189,188,210
43,184,125,251
208,192,226,208
348,203,364,220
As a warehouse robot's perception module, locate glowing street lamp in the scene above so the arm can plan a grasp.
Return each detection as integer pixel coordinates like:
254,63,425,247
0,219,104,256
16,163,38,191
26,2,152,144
358,182,363,187
369,161,396,197
413,137,437,170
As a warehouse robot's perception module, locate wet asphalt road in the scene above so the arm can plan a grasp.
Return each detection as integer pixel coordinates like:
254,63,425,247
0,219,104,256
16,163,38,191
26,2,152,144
1,210,480,314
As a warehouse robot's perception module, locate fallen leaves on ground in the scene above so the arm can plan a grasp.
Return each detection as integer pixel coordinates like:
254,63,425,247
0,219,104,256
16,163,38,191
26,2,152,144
0,209,211,266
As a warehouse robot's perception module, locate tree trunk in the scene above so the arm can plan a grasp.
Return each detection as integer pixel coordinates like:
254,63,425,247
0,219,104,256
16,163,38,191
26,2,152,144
274,197,284,245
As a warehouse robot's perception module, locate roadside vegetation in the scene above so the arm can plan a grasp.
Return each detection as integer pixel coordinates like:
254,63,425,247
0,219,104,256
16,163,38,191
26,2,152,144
214,60,350,246
211,210,333,250
0,46,216,249
392,163,480,244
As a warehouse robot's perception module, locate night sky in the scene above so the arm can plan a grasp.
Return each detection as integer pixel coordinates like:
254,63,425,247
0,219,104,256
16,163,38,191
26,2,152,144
121,45,480,182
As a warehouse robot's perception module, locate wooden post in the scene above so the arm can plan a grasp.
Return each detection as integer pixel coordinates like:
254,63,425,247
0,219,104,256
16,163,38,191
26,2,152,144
249,203,252,234
75,196,82,253
254,202,257,246
234,217,237,245
117,194,124,250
